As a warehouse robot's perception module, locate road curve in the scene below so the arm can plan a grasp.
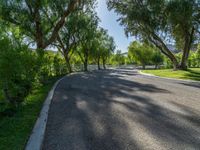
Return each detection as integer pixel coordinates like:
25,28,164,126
43,69,200,150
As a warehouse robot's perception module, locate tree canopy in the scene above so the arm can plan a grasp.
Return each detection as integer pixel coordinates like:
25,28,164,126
107,0,200,70
0,0,80,49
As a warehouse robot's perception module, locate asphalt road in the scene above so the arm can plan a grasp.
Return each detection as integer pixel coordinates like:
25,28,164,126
43,69,200,150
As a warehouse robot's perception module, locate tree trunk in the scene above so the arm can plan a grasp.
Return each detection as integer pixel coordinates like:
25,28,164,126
179,51,189,70
172,59,179,71
103,63,106,69
43,0,80,48
64,55,72,73
84,61,88,72
179,27,195,70
149,32,179,70
102,58,106,69
179,35,190,70
103,61,106,69
83,49,89,72
97,57,101,70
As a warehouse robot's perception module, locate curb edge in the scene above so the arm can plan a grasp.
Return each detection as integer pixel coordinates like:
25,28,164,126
25,76,66,150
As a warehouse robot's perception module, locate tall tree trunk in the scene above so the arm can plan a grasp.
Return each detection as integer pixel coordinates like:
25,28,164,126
64,54,72,73
179,27,195,70
149,32,179,70
102,57,106,69
97,57,101,70
180,44,190,70
103,60,106,69
43,0,80,48
172,59,179,71
84,61,88,72
103,63,106,69
83,49,89,72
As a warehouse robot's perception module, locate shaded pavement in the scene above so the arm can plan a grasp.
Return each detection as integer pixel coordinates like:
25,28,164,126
43,69,200,150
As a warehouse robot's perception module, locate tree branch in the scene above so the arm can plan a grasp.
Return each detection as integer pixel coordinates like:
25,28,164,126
44,0,80,48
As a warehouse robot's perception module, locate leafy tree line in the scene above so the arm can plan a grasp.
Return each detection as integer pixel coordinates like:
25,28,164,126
117,41,200,70
188,47,200,68
55,3,116,72
0,36,67,107
108,0,200,70
0,0,116,108
109,50,126,66
128,42,163,69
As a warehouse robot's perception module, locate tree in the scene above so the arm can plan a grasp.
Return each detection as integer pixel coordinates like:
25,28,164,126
128,42,153,69
107,0,200,70
76,11,99,71
101,32,116,69
90,29,102,70
152,51,164,69
55,0,96,73
0,0,80,50
110,50,126,66
55,12,80,73
90,28,115,70
166,0,199,70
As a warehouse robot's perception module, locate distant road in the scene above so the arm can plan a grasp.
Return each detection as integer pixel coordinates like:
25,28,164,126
43,69,200,150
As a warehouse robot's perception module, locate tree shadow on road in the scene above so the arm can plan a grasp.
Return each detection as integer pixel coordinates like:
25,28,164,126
43,69,200,150
178,81,200,89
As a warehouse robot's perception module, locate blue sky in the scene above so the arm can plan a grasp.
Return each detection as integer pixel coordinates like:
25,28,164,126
96,0,133,53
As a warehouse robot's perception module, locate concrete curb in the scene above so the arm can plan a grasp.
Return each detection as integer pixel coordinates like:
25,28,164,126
25,76,66,150
138,70,200,83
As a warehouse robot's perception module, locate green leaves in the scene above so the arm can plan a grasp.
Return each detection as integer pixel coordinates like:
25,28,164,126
128,41,163,68
0,0,81,49
108,0,200,69
0,37,37,105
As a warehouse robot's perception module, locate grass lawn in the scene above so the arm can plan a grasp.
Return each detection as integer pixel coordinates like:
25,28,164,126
0,76,62,150
142,68,200,81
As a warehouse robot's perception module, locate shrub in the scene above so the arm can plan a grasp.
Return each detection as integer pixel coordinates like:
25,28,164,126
37,51,67,83
110,50,126,66
53,54,67,76
0,38,37,106
37,52,54,83
152,51,164,69
128,42,154,69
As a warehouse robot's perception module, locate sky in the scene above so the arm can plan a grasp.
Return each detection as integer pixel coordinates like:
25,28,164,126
96,0,133,53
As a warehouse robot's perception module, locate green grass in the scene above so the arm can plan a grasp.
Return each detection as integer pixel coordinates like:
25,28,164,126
0,76,61,150
142,68,200,81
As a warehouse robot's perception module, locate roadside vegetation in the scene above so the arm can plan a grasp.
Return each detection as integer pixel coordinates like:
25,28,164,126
0,0,116,148
0,77,60,150
108,0,200,70
0,0,200,149
142,68,200,81
126,41,200,81
125,41,200,69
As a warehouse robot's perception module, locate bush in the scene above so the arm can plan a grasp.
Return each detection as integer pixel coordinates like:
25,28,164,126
37,51,54,83
152,51,164,69
110,50,126,66
163,57,173,69
128,42,159,69
37,51,67,84
0,38,37,106
196,47,200,67
53,54,68,76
